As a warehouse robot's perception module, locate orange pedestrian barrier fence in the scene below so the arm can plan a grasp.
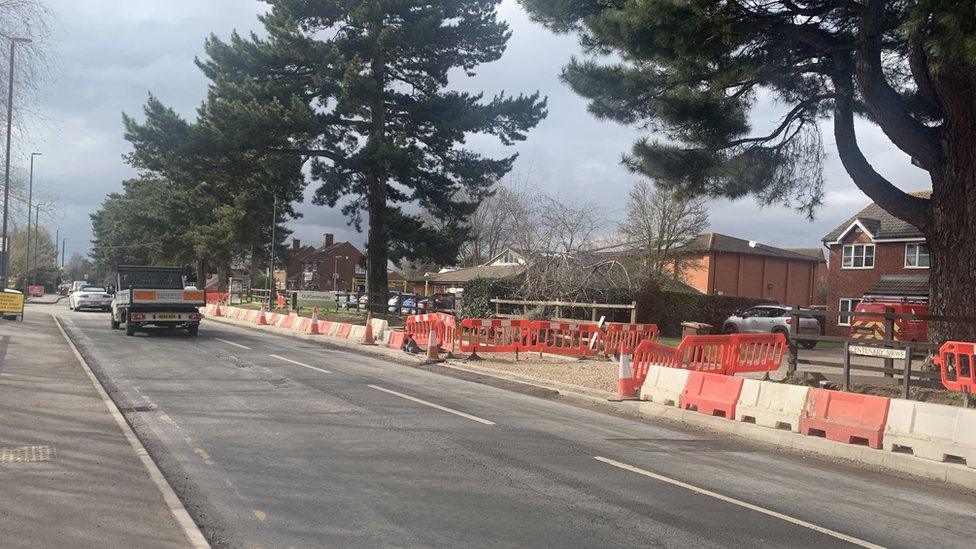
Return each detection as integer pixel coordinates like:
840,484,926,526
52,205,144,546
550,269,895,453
205,292,229,304
676,335,736,374
631,341,682,386
602,323,659,356
934,341,976,394
525,321,602,357
730,333,787,374
281,313,297,330
631,333,783,384
680,371,744,419
388,331,408,350
405,313,457,352
799,389,890,449
457,318,532,354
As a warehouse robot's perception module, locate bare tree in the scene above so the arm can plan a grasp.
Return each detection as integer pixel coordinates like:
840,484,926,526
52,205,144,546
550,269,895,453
0,0,54,160
619,181,709,277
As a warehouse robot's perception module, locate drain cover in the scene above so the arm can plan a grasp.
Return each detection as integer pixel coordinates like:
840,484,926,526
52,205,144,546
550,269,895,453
0,445,56,463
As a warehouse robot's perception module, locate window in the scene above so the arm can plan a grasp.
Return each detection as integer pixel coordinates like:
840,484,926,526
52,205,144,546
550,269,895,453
841,244,875,269
838,298,861,326
905,243,930,268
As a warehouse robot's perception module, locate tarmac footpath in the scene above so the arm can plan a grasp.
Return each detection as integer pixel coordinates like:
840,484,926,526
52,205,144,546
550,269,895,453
0,311,206,548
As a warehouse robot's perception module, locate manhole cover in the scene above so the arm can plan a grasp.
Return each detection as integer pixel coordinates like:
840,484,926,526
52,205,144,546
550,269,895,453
0,445,56,463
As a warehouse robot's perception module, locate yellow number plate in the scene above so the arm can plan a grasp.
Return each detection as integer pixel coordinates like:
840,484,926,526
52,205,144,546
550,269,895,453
157,313,177,319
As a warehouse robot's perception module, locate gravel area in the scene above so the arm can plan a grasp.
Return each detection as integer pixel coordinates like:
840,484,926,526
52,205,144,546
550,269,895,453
463,352,619,393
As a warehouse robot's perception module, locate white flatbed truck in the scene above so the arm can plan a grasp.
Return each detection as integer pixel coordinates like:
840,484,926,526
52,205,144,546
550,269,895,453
110,265,205,336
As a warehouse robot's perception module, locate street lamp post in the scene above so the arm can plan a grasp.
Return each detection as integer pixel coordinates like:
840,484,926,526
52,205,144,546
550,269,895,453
333,255,349,291
24,152,40,291
61,238,65,268
0,35,31,289
31,204,38,285
54,227,58,267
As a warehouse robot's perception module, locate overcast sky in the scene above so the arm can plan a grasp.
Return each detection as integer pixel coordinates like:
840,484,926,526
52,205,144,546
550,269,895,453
22,0,930,260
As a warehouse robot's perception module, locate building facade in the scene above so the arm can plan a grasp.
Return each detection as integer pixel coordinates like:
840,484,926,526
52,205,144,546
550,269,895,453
285,234,364,291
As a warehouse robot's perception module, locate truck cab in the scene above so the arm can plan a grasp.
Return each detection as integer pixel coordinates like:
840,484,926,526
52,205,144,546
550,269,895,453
110,266,205,336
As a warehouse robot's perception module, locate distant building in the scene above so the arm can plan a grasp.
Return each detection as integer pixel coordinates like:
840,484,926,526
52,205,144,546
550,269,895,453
285,234,364,291
420,249,527,294
670,233,825,306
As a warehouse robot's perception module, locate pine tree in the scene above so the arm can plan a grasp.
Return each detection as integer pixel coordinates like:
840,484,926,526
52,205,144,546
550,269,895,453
523,0,976,339
197,0,547,307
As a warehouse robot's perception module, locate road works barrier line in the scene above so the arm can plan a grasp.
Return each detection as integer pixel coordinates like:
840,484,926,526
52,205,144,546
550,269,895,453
269,354,332,374
368,384,496,425
214,337,251,350
53,315,211,549
594,456,883,549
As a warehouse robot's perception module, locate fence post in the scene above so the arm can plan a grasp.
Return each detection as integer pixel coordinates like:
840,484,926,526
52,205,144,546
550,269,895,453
494,299,500,317
787,305,799,376
630,301,638,324
591,303,598,322
883,306,895,379
843,340,851,392
902,345,912,400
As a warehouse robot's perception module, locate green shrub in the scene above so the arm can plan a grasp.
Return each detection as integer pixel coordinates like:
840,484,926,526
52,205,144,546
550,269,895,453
459,277,518,320
635,278,771,336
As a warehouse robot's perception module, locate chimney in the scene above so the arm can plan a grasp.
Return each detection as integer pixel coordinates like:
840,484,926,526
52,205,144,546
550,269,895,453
324,233,334,248
292,238,301,250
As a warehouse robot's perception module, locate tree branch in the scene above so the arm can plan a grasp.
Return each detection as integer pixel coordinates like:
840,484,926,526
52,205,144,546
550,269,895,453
779,0,862,17
855,0,942,168
719,94,832,149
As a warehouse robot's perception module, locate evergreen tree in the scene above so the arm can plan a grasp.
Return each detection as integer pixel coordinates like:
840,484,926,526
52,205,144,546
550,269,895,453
522,0,976,339
198,0,547,307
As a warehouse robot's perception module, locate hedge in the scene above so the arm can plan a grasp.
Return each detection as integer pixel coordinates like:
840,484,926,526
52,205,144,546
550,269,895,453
634,279,772,337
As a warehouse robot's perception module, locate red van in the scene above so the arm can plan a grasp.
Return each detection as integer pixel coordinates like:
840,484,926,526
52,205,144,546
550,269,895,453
849,300,928,342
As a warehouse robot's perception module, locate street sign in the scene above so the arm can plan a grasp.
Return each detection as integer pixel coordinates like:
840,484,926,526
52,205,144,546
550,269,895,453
28,285,43,297
849,345,906,360
0,290,25,319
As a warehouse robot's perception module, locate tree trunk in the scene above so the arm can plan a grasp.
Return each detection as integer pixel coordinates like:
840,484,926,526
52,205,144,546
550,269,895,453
366,34,389,314
196,256,207,290
927,67,976,343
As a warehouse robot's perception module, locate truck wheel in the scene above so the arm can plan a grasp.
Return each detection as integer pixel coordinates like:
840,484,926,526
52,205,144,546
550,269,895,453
110,316,120,330
126,322,136,336
187,324,199,336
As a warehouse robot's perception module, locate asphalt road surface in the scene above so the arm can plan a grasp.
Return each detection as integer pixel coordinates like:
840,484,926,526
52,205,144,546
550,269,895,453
54,305,976,548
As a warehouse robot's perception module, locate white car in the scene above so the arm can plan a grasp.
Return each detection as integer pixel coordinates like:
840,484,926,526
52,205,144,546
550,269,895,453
69,286,113,311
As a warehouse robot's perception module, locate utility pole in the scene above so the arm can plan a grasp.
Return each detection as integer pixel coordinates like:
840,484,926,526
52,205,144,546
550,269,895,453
24,152,40,291
31,204,38,285
267,195,277,298
54,227,59,267
61,238,65,268
0,35,31,288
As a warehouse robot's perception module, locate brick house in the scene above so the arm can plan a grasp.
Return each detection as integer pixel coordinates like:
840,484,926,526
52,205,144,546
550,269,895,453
285,234,364,291
671,233,826,306
821,192,930,335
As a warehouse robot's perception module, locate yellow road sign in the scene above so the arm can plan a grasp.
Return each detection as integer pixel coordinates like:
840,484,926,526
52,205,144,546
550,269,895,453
0,291,25,317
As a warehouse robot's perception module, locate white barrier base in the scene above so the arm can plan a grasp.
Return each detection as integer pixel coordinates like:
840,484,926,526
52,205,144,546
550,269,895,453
639,366,688,407
735,379,810,433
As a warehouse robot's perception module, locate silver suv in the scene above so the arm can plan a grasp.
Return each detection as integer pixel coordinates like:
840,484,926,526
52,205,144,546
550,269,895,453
722,305,821,349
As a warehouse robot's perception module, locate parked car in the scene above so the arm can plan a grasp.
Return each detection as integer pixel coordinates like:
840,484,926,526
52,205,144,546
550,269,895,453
69,286,114,312
849,300,928,342
388,293,417,314
722,304,821,348
419,293,456,313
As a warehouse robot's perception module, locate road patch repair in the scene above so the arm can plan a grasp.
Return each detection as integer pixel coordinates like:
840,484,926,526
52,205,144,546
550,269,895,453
204,305,976,491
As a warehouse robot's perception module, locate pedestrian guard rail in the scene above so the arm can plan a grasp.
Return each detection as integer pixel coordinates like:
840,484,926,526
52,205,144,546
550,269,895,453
525,321,602,356
934,341,976,394
602,322,659,356
458,318,531,353
405,313,457,352
631,332,786,385
457,318,603,356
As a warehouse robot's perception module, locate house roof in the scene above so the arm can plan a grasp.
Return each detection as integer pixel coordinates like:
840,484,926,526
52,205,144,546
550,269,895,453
822,190,929,243
674,233,822,262
659,276,703,294
784,248,826,262
863,274,929,298
423,264,525,284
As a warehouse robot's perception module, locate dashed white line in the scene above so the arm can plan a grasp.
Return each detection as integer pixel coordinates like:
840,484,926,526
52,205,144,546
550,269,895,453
367,384,496,425
269,354,331,374
594,456,883,548
215,338,250,350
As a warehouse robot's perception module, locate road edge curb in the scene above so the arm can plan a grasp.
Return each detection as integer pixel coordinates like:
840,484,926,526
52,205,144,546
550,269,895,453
52,314,211,548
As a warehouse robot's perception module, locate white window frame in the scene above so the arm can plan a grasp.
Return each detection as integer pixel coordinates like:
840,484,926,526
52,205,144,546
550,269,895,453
841,243,875,269
904,243,930,269
837,298,861,326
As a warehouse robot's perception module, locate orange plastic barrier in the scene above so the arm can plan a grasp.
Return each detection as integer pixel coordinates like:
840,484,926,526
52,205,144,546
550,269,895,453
680,371,744,418
294,317,313,333
266,312,281,325
631,333,783,383
799,389,890,448
280,313,297,330
405,313,457,351
337,323,352,339
934,341,976,393
602,323,659,356
731,333,787,374
319,320,334,335
631,340,681,386
205,292,229,304
388,331,408,350
525,321,602,357
457,318,532,353
676,335,735,374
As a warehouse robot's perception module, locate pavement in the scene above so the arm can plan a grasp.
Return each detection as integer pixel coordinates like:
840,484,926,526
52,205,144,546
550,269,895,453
0,309,200,548
48,303,976,547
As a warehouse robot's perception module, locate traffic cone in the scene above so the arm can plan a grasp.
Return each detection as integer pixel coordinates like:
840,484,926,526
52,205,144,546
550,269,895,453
425,328,442,363
213,302,222,317
362,312,375,345
257,304,268,325
608,343,638,401
309,306,320,335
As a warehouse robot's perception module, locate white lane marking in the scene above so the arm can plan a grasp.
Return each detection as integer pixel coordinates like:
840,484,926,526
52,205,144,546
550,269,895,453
269,354,331,374
594,457,883,548
215,338,250,350
367,384,496,426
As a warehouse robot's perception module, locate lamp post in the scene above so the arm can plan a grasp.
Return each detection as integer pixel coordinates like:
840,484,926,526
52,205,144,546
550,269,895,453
31,203,38,285
0,35,31,288
333,255,349,291
267,195,277,298
61,238,65,268
23,151,40,291
54,227,58,267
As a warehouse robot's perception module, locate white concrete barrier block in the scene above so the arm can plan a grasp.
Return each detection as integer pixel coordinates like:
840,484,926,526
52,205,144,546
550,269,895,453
884,399,976,468
327,322,341,336
348,325,366,341
369,318,389,336
639,366,688,407
735,379,810,433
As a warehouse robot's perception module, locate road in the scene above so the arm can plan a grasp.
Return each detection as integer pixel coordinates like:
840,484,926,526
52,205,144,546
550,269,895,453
55,304,976,548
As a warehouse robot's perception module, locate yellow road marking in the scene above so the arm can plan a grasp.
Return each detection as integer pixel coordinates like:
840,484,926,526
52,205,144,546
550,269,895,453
253,510,267,522
594,457,883,548
367,384,495,425
194,448,214,465
269,354,331,374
